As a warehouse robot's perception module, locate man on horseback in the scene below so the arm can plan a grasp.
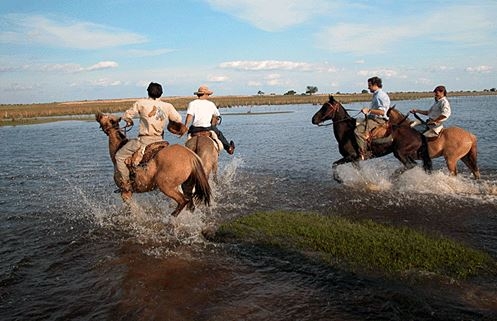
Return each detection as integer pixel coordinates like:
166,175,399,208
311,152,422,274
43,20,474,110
115,82,184,200
354,76,391,160
410,85,451,139
184,85,235,155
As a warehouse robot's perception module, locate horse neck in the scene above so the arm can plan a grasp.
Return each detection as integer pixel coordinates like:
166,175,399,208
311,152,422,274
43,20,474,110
107,128,127,164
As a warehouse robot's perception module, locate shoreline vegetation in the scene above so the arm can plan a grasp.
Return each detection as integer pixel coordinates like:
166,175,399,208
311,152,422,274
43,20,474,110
1,90,496,127
211,211,496,280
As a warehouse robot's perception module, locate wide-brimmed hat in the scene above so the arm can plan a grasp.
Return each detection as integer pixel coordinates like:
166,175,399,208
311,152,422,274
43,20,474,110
194,85,213,96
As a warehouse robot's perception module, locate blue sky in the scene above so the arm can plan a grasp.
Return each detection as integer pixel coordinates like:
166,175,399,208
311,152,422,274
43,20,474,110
1,0,496,104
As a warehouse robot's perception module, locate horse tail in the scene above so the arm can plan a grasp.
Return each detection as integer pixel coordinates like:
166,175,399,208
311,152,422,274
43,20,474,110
419,134,432,173
189,153,211,206
462,133,480,179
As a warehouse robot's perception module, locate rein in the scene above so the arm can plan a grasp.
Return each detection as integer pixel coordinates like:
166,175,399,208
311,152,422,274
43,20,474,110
317,103,361,126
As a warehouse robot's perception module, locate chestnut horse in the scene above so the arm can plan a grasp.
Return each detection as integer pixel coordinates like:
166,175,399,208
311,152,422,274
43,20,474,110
387,107,480,179
311,95,431,181
96,112,211,216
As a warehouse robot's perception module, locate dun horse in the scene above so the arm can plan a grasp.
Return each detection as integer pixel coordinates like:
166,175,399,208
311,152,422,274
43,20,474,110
311,95,431,181
387,107,480,179
183,134,219,211
96,112,211,216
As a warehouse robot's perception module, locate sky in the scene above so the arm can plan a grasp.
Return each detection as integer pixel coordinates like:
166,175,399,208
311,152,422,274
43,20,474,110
0,0,496,104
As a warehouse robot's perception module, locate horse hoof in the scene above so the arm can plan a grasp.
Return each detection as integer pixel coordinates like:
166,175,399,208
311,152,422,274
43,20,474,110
121,191,132,202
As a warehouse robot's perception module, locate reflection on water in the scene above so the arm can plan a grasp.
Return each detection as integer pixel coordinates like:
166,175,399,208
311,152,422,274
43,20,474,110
1,96,497,320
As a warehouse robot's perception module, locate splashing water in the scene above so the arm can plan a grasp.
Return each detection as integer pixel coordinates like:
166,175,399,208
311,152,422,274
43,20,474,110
335,159,497,203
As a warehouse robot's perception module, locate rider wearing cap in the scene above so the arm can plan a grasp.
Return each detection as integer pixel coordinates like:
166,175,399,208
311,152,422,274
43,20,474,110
410,85,451,138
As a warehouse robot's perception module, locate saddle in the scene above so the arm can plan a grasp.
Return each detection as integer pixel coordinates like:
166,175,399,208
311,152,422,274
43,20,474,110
125,141,170,168
188,130,222,152
368,123,393,145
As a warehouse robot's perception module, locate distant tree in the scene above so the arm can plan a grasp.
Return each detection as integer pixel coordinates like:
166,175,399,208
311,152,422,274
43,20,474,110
284,90,297,95
361,89,368,94
490,88,496,92
306,86,318,95
257,90,265,95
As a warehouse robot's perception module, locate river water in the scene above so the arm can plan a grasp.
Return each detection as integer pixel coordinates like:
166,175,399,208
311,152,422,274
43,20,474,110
1,95,497,320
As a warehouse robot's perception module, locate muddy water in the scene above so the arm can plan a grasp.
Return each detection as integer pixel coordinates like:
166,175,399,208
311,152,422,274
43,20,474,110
1,95,497,320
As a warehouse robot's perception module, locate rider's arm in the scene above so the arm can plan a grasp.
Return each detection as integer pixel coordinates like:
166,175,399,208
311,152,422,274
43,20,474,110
184,114,193,128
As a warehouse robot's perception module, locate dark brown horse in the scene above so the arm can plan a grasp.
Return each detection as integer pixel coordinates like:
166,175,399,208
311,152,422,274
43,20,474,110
96,112,211,216
311,95,431,181
387,107,480,179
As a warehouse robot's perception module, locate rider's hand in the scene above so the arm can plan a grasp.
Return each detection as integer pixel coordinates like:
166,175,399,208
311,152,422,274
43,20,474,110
361,108,370,115
410,108,417,114
124,118,133,127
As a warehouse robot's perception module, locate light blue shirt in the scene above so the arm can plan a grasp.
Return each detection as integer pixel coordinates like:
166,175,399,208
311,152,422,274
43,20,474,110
369,89,390,120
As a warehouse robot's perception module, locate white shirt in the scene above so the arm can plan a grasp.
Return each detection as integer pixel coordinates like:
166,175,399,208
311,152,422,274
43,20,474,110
186,99,220,127
428,96,451,122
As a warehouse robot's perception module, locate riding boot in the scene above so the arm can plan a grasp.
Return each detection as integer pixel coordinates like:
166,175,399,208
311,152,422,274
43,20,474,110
226,141,235,155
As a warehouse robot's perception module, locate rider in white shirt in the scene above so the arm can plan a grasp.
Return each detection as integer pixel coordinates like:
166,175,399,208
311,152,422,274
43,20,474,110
184,85,235,154
410,85,451,138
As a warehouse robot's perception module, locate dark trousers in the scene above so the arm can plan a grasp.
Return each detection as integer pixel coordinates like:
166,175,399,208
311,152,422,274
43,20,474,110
189,126,230,151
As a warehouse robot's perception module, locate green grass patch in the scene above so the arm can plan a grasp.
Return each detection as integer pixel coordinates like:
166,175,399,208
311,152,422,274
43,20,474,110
215,211,496,279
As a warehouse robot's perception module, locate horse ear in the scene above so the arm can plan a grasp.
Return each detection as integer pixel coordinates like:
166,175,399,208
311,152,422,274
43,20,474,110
328,94,335,102
95,112,103,122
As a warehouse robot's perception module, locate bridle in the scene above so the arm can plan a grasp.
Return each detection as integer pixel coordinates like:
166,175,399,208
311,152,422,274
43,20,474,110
317,101,362,126
99,116,133,136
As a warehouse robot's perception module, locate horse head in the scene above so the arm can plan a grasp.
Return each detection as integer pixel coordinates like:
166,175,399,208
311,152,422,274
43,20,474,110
96,112,121,136
311,95,344,125
386,106,410,126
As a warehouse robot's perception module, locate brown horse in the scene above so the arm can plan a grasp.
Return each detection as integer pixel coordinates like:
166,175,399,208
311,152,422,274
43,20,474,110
387,107,480,179
311,95,431,181
96,112,211,216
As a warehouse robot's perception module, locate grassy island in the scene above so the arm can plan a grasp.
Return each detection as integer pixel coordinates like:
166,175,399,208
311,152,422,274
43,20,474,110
212,211,496,280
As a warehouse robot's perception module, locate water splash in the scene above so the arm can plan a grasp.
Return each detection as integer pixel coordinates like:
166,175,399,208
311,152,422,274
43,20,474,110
334,159,497,203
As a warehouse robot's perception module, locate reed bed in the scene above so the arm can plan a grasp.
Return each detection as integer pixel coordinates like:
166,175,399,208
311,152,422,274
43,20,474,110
1,91,494,124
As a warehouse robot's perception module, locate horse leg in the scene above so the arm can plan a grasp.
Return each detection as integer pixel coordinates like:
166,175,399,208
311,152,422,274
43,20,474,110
444,157,458,176
158,185,188,217
181,178,196,212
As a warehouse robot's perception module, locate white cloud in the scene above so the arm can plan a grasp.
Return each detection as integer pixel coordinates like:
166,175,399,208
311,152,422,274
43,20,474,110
465,65,493,73
0,14,146,49
92,79,122,87
220,60,336,72
314,4,497,55
357,69,401,79
206,0,342,31
87,61,119,71
127,48,175,57
4,61,119,73
208,75,230,82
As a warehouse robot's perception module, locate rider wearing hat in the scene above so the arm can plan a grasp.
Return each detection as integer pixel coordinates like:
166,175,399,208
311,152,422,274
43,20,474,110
184,85,235,155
